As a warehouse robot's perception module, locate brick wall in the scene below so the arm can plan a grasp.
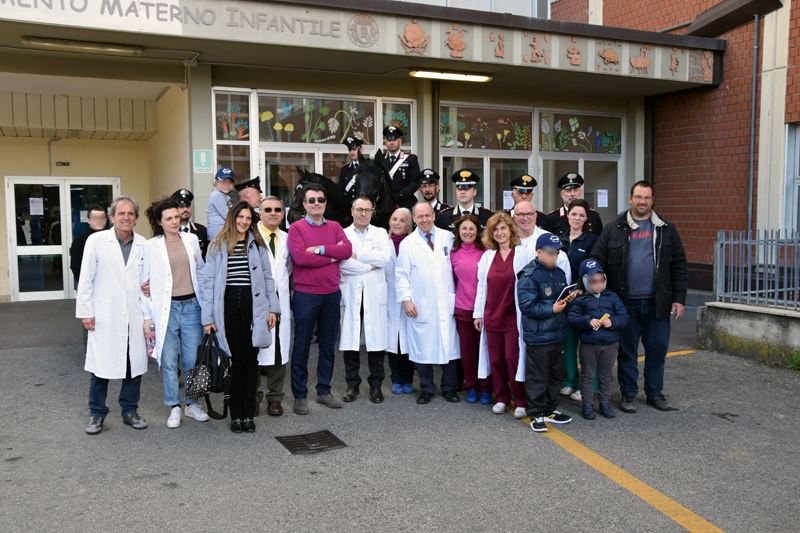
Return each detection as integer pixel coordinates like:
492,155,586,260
603,0,724,31
550,0,589,24
787,0,800,122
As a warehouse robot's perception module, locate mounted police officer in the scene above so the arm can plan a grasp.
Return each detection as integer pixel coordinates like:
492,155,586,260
338,135,364,208
541,172,604,237
418,168,451,214
170,188,209,258
382,125,420,210
435,169,493,232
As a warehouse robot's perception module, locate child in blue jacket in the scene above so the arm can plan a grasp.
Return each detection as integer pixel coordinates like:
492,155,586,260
517,233,576,433
568,259,629,420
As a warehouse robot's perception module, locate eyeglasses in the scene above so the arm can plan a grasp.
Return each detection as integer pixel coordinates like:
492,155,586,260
305,197,327,204
261,207,282,213
515,212,536,219
354,208,374,214
632,195,652,202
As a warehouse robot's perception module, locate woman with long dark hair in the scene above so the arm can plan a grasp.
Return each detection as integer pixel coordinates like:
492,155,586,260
202,201,280,433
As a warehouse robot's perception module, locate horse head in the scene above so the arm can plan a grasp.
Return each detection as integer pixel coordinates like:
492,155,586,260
353,150,395,229
287,166,352,227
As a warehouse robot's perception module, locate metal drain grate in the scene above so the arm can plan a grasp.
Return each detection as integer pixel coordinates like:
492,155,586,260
275,430,348,454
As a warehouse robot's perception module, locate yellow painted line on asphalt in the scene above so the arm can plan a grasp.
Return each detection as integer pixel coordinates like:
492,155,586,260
516,349,723,532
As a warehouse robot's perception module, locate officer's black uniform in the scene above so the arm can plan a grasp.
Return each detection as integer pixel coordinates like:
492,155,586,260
381,125,420,210
418,168,451,214
540,172,604,237
337,136,364,207
434,169,494,232
171,188,209,259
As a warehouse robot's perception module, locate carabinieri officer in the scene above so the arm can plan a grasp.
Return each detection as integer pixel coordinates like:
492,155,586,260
382,125,420,210
541,172,604,237
418,169,451,214
171,188,209,259
435,169,493,232
338,135,365,208
506,174,545,220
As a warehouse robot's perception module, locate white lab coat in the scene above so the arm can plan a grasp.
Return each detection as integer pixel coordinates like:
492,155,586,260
473,246,535,383
76,228,148,380
385,240,408,354
339,224,391,352
140,233,205,367
395,228,460,364
521,227,573,284
256,222,293,366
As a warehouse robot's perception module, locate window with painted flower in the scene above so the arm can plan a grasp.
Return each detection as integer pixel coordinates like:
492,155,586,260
539,113,622,154
258,96,375,145
439,106,532,150
215,93,251,141
383,102,413,148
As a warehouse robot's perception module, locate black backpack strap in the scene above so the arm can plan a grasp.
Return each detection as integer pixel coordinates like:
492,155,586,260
203,357,232,420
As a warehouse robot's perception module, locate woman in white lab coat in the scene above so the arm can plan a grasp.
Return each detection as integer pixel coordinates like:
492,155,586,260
141,197,209,429
473,212,534,419
338,197,392,402
385,208,414,395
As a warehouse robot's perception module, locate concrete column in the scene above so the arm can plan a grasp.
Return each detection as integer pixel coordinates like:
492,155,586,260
187,63,214,226
588,0,603,25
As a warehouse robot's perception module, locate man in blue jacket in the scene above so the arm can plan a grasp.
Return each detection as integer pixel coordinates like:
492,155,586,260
569,259,629,420
517,233,576,433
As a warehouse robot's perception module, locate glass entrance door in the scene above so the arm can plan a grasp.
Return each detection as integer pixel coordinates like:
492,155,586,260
5,177,119,301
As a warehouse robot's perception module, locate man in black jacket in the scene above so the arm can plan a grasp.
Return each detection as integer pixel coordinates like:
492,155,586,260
171,189,209,259
381,125,420,209
590,180,687,414
69,205,108,283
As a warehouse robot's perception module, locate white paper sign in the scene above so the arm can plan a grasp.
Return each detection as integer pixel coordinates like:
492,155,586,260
29,198,44,215
502,190,514,210
597,189,609,208
80,210,88,223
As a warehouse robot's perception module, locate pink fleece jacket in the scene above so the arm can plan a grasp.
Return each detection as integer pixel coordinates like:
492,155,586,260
287,218,353,294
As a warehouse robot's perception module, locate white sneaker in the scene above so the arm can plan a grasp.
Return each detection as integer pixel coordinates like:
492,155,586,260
560,386,574,395
514,407,528,419
492,402,507,414
167,406,182,428
570,390,582,401
185,403,210,422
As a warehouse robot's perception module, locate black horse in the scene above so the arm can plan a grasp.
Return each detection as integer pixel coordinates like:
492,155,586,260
288,152,396,230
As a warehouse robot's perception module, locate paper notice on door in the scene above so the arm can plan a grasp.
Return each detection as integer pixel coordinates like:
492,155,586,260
80,210,88,223
502,190,514,210
597,189,609,208
29,198,44,215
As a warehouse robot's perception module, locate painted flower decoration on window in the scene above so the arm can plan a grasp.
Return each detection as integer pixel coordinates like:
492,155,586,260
260,111,274,122
274,123,283,131
540,117,550,135
354,131,364,140
349,105,358,115
554,120,562,133
305,102,315,112
363,116,373,128
284,124,294,132
327,117,340,133
319,105,331,117
569,117,579,132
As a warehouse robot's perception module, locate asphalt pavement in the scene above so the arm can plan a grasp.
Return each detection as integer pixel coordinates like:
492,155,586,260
1,302,798,532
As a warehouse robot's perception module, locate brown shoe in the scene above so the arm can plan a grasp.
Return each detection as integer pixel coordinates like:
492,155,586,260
267,401,283,416
343,386,359,403
254,402,260,417
316,393,343,409
293,398,309,415
369,387,384,403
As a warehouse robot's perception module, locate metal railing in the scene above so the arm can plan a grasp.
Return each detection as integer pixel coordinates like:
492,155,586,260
715,230,800,310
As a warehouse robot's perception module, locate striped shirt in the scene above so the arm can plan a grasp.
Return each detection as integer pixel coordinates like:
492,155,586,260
226,240,251,286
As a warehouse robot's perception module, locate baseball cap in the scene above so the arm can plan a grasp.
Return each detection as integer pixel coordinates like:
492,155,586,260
536,232,566,252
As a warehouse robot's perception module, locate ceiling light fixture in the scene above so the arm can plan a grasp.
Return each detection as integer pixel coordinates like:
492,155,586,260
409,69,492,83
21,37,143,57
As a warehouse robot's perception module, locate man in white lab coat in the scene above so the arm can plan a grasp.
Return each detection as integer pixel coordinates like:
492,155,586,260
255,196,293,417
339,196,392,404
513,201,572,284
76,196,149,435
395,202,461,405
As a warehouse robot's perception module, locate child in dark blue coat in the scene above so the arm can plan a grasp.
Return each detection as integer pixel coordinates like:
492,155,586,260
568,259,629,420
517,233,576,433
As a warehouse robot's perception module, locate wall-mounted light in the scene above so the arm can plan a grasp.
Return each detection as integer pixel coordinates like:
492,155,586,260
21,36,143,57
409,69,492,83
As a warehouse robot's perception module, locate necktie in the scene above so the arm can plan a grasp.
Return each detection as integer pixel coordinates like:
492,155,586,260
183,227,189,233
426,233,434,251
269,232,276,258
390,155,396,164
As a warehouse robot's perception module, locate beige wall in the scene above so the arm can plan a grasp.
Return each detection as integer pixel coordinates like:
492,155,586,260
147,87,191,202
0,137,151,301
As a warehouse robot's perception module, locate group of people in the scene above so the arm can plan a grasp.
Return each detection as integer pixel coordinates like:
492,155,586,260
74,123,688,436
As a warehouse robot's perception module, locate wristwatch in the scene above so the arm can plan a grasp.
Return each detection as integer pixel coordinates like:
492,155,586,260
314,246,321,255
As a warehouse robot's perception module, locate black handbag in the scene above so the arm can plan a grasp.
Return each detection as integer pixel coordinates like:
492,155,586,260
193,331,232,420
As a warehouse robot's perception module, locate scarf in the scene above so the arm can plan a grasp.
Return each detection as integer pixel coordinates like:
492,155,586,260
391,232,407,255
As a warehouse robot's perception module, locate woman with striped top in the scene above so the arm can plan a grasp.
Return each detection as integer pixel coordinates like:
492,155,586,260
202,201,280,434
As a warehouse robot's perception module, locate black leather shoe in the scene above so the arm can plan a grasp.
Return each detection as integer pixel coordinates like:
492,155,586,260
242,418,256,433
343,386,359,403
369,387,384,403
417,391,434,404
443,389,460,403
230,418,244,433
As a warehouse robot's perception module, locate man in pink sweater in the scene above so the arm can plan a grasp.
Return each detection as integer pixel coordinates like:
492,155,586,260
287,183,353,415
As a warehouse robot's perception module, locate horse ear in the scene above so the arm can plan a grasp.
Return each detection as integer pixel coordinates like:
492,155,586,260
296,166,307,180
374,149,384,166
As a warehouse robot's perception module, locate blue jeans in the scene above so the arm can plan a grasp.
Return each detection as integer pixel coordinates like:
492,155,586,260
290,290,340,398
89,350,141,418
161,298,204,406
617,298,671,398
